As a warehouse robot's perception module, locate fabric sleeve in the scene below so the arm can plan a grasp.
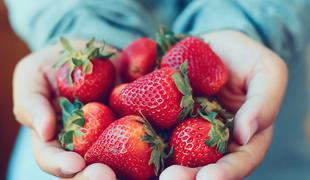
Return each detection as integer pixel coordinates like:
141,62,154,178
5,0,157,50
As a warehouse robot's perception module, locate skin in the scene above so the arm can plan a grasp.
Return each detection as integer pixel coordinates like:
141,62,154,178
13,31,287,180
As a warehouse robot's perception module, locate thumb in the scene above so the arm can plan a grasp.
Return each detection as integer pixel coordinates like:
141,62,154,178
234,56,287,145
13,56,56,141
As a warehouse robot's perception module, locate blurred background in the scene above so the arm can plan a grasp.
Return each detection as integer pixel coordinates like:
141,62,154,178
0,1,29,179
0,1,309,180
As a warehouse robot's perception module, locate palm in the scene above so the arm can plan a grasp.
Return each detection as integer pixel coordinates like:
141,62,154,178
160,31,287,180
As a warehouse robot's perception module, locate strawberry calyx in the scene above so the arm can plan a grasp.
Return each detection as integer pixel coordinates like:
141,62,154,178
58,97,85,151
54,37,114,85
196,97,234,131
198,110,229,154
194,97,222,112
137,113,173,175
155,26,186,61
196,97,234,154
172,60,195,122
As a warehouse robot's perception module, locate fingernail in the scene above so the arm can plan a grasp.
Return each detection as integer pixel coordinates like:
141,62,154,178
242,120,258,145
55,152,85,175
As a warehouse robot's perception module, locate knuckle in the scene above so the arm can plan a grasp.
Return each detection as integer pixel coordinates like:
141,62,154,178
15,54,36,69
13,105,25,123
13,105,33,127
269,53,288,75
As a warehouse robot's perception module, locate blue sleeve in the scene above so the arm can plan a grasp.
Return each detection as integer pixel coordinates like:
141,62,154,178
173,0,310,62
5,0,157,50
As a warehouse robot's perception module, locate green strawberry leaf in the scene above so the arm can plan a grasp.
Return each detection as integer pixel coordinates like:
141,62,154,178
86,38,96,49
65,143,74,151
172,73,187,95
198,106,231,154
60,37,74,53
73,98,84,109
155,26,186,56
140,134,154,143
198,109,217,123
174,60,195,122
205,138,217,147
138,112,171,175
74,129,85,137
62,130,74,144
217,141,227,154
67,66,74,86
181,95,194,108
72,58,82,67
59,98,75,125
58,97,86,151
53,57,69,69
55,37,114,87
72,118,85,127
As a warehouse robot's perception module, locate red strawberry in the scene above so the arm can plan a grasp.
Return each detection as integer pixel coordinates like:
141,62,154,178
55,38,116,103
58,98,115,156
119,38,157,82
112,62,195,129
160,36,228,96
169,108,232,167
84,115,171,180
109,83,128,116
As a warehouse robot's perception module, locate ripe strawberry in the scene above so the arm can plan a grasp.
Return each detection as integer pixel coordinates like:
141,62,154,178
169,109,232,167
55,38,116,103
119,38,157,82
58,97,115,156
159,36,228,96
84,115,171,180
111,62,195,129
109,83,128,117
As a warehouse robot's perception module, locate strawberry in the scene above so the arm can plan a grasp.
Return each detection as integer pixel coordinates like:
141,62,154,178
84,115,171,180
55,38,116,103
159,35,228,96
119,37,157,82
169,104,233,167
58,97,115,156
109,83,128,117
111,62,195,129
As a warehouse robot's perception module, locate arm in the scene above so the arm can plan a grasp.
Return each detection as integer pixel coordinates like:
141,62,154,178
5,0,156,50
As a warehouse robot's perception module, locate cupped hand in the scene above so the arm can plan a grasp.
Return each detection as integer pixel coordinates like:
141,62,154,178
13,39,117,179
160,30,288,179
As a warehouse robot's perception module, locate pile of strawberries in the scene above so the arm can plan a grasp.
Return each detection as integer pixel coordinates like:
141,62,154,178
56,28,234,180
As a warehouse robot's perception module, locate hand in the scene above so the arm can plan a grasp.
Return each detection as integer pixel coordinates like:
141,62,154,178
160,31,288,179
13,39,118,179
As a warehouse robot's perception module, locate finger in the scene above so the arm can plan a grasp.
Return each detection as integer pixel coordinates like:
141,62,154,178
196,125,273,180
235,55,287,144
61,163,117,180
31,130,85,178
160,165,199,180
13,56,56,141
